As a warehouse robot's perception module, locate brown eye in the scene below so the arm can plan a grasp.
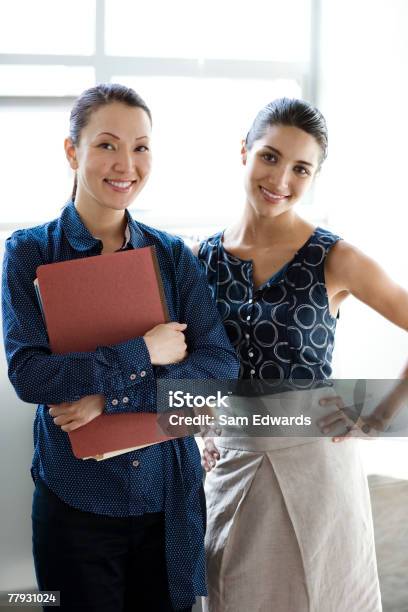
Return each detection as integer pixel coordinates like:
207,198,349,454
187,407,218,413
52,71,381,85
262,153,277,163
99,142,115,151
294,165,309,176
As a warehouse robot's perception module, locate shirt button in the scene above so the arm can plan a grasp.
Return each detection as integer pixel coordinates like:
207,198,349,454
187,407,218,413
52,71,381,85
132,460,140,468
246,316,251,321
122,397,129,404
248,299,253,304
140,370,146,377
245,333,250,340
249,352,254,358
129,373,137,381
111,398,119,406
250,369,255,375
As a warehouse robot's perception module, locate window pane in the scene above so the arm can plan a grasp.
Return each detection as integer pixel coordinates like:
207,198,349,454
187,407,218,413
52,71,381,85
0,66,95,96
0,0,95,55
112,76,302,229
0,105,73,224
106,0,311,62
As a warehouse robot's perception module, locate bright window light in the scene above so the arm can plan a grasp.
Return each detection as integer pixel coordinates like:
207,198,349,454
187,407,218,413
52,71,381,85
105,0,311,61
0,0,95,55
0,106,73,224
0,66,95,96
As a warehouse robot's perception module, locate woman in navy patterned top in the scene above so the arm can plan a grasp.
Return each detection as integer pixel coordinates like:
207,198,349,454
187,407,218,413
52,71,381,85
2,84,239,612
196,99,408,611
199,225,340,384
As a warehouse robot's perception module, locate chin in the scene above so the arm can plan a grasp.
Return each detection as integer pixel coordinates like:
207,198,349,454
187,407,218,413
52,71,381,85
99,197,132,211
257,195,296,215
255,198,286,213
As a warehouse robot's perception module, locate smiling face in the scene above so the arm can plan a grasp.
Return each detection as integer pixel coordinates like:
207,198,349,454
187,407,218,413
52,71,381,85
65,101,152,214
242,124,322,219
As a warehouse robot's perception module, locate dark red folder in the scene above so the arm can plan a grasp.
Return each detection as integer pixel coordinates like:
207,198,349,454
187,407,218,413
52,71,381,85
36,247,168,353
68,412,177,461
35,247,177,459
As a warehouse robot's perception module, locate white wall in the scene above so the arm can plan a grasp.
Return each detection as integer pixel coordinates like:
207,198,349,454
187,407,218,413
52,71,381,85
317,0,408,378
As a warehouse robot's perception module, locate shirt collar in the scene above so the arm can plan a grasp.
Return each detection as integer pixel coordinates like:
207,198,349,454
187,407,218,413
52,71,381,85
125,208,148,248
60,201,147,252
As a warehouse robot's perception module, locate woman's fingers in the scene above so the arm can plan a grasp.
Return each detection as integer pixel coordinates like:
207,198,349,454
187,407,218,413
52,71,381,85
202,449,214,472
143,322,188,365
203,448,218,463
202,439,220,472
319,395,345,409
318,396,361,434
332,426,359,443
318,408,352,433
205,438,220,458
166,322,187,331
61,420,85,432
51,414,74,426
48,403,73,417
51,410,83,428
318,410,346,431
332,417,379,443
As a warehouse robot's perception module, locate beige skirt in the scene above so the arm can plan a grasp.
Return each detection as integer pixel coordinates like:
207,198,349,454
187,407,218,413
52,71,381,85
203,436,382,612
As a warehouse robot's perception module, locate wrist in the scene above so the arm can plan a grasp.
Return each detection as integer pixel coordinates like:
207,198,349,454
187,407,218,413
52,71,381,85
143,335,157,365
368,410,390,432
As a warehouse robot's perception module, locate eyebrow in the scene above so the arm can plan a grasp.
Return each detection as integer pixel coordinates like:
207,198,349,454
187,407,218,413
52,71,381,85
263,145,315,167
97,132,149,141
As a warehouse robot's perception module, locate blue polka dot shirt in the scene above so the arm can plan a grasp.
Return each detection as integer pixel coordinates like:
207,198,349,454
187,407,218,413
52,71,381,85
2,201,239,609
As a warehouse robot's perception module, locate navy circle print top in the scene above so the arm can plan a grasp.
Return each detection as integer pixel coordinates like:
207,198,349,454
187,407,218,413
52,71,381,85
198,227,342,389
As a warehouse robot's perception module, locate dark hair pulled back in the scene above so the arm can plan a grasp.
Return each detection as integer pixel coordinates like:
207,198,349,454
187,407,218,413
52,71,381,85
245,97,328,167
69,83,152,200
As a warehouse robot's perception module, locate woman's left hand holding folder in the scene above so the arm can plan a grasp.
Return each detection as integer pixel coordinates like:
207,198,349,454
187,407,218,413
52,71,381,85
48,394,104,432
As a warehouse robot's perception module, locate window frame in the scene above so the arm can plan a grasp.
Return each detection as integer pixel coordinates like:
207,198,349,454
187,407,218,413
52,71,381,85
0,0,322,233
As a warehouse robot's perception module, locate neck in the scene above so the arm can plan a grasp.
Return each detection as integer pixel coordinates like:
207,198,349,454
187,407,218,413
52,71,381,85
230,205,302,248
74,196,127,242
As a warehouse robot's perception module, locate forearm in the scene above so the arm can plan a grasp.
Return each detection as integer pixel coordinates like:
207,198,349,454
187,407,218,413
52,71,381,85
155,345,239,381
7,336,154,408
370,365,408,427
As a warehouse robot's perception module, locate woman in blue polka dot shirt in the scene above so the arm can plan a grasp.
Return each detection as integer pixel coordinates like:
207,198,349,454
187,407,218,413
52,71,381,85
195,98,408,611
2,84,239,612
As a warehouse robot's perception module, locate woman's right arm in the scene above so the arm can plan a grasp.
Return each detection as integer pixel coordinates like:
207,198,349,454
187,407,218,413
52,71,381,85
2,232,170,409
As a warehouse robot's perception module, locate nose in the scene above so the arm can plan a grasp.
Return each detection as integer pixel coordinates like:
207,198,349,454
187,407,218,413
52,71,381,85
269,165,290,192
113,149,134,175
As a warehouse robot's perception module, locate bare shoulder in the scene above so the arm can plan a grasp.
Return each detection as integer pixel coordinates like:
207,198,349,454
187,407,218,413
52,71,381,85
326,239,405,305
324,239,390,297
325,239,408,329
326,240,375,277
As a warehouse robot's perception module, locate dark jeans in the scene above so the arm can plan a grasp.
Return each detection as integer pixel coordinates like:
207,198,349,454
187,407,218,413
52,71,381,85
32,479,193,612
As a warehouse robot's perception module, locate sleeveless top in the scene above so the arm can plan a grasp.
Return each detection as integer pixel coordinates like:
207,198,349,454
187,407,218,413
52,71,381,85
198,227,342,389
